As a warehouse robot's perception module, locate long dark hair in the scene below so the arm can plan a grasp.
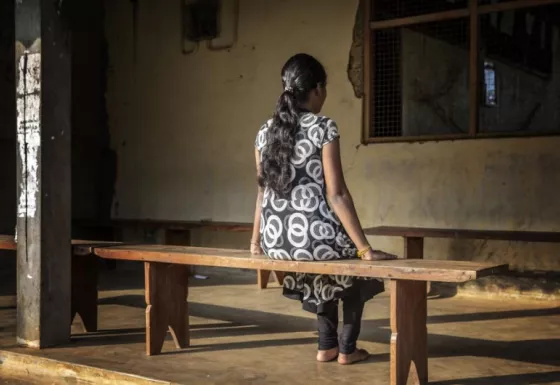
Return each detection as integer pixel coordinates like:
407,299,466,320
258,53,327,197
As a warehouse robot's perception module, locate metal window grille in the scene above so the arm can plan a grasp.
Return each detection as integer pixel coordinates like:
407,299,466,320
370,2,469,137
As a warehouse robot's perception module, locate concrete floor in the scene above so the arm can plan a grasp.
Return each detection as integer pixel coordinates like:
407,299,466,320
0,262,559,385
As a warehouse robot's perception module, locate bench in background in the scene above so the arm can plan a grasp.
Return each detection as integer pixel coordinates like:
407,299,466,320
75,218,285,288
364,226,560,260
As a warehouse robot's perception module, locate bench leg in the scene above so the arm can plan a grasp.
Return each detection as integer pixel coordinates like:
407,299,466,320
71,254,98,332
390,279,428,385
404,237,431,294
145,262,189,356
258,270,285,289
404,237,423,259
274,271,285,285
257,269,271,289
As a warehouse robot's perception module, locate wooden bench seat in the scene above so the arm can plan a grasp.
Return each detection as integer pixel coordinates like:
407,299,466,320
74,244,503,282
73,244,506,385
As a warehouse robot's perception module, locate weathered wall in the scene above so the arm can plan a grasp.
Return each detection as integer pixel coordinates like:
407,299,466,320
105,0,560,272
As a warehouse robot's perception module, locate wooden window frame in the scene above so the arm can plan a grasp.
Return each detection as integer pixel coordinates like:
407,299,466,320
362,0,560,144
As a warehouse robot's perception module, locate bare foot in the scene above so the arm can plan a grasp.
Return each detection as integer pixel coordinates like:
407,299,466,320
317,347,339,362
337,348,370,365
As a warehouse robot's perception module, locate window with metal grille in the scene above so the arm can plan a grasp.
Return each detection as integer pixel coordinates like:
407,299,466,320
363,0,560,143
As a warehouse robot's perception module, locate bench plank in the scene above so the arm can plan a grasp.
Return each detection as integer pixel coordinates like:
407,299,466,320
78,245,508,283
365,226,560,243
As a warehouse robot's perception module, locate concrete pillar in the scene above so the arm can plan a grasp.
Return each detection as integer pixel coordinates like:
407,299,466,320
15,0,72,348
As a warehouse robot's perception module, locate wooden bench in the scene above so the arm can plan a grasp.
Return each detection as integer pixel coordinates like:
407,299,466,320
1,233,511,384
364,226,560,260
71,243,506,385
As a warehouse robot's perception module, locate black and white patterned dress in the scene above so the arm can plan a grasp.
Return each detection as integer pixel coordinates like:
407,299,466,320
255,112,384,314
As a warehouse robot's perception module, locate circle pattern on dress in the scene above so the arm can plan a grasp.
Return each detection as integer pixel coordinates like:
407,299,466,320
256,113,380,309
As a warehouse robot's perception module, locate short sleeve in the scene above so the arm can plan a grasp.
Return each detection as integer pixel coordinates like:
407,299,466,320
322,119,340,147
255,120,271,151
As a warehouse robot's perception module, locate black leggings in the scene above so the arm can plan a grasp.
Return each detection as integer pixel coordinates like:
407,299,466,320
317,296,365,355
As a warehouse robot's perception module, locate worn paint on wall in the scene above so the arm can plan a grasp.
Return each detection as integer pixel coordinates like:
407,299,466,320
16,48,41,219
105,0,560,271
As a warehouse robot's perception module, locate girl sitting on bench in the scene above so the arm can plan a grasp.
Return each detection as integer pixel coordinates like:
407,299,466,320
250,53,397,365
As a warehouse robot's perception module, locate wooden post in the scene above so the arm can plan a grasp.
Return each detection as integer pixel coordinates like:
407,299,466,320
15,0,72,348
390,279,428,385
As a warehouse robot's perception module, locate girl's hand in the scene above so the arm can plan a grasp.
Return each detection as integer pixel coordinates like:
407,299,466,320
250,242,263,255
362,249,398,261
